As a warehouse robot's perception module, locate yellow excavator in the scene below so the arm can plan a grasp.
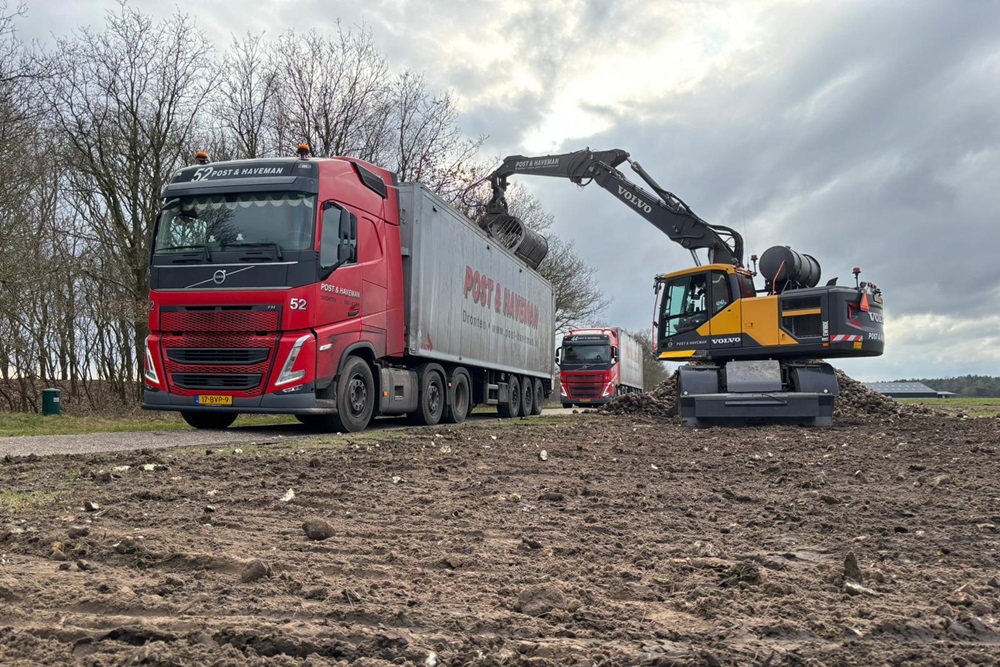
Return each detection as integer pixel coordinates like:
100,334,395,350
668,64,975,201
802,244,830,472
485,148,884,426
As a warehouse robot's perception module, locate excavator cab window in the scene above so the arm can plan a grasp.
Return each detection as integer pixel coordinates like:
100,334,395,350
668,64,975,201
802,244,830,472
710,271,732,314
658,272,710,341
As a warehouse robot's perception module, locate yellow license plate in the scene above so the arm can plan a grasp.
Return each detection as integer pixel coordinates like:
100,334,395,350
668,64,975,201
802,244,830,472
196,395,232,406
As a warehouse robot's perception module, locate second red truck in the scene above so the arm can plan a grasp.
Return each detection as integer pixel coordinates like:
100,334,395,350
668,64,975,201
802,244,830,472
556,327,644,407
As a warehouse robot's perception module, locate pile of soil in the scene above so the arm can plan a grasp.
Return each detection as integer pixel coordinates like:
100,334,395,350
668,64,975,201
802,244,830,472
2,413,999,665
601,372,678,416
833,370,942,421
601,366,945,423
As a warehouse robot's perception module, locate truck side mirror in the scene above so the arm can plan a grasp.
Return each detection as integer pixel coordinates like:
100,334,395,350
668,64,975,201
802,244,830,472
338,208,357,262
555,348,562,365
610,345,618,362
321,203,357,273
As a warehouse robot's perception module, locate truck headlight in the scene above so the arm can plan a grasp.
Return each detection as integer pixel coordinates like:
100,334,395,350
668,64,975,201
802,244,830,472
560,384,567,397
275,334,312,386
144,337,159,385
601,382,614,398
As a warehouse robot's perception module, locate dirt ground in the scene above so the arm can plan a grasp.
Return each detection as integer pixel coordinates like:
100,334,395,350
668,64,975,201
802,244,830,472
2,405,1000,665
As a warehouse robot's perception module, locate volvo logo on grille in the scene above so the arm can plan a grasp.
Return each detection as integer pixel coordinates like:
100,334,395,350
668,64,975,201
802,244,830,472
185,265,254,289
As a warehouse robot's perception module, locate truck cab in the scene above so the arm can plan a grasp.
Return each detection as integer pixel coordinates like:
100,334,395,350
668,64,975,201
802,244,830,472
556,328,643,407
143,154,404,429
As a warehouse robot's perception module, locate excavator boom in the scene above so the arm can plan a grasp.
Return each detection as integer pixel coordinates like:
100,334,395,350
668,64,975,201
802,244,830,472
487,148,743,267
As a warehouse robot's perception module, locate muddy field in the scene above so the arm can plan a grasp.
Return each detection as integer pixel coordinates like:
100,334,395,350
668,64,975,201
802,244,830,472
2,404,1000,665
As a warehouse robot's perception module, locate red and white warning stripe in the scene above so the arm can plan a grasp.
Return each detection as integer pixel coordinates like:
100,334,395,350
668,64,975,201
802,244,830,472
830,334,863,342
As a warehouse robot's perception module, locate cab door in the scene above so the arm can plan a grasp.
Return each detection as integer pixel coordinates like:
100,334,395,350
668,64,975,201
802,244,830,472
707,270,742,348
656,272,710,356
314,202,362,385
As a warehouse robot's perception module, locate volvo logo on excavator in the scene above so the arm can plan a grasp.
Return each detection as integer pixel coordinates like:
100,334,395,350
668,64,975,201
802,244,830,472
618,186,652,214
868,312,883,324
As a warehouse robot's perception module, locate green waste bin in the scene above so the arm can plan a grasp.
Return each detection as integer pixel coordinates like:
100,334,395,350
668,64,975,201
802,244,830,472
42,388,61,416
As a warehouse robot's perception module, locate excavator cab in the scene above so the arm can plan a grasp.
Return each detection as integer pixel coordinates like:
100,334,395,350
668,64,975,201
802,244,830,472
655,265,749,356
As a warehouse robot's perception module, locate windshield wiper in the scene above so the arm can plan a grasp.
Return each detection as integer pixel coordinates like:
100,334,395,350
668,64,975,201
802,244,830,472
222,242,283,261
158,244,212,262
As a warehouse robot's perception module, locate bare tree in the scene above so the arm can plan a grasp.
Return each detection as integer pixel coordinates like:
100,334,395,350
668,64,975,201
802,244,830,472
41,3,216,402
214,32,278,159
378,71,485,198
273,25,389,158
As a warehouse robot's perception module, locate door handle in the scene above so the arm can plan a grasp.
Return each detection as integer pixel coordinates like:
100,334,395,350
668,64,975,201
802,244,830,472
348,309,360,317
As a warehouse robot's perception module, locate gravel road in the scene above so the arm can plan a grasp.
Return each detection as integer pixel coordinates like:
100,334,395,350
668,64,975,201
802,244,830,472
0,408,579,458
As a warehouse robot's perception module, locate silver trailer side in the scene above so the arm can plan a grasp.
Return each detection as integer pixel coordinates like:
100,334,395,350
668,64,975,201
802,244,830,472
616,329,645,391
398,184,555,379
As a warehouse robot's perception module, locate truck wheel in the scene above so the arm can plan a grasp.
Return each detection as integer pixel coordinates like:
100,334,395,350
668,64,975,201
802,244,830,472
443,369,471,424
531,379,544,415
181,411,237,430
414,367,445,426
498,376,521,418
520,376,534,417
333,356,374,433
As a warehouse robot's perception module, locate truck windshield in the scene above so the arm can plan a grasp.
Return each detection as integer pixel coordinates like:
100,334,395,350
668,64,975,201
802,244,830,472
154,192,316,256
561,342,611,367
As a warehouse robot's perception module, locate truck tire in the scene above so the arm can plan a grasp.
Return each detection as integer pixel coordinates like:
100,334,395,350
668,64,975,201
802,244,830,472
413,366,445,426
181,411,237,430
443,368,471,424
520,376,534,417
498,376,521,418
531,378,544,415
332,356,374,433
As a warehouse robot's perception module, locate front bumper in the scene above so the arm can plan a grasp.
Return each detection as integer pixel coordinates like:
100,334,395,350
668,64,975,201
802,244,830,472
142,384,336,415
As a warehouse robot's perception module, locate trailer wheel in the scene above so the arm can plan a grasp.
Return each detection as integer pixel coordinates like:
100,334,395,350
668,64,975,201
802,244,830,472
498,376,521,418
443,369,471,424
181,411,237,430
531,379,544,415
413,366,445,426
333,356,374,433
520,376,534,417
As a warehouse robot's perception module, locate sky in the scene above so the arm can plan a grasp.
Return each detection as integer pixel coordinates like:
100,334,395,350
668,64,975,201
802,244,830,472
16,0,1000,381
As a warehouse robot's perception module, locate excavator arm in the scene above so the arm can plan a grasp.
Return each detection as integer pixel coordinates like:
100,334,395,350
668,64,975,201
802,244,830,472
487,148,743,267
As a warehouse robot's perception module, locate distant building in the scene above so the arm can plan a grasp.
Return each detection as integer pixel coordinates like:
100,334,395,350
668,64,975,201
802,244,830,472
863,381,948,399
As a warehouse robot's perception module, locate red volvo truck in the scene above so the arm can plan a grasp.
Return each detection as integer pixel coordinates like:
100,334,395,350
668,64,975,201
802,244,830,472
556,327,643,407
142,151,554,432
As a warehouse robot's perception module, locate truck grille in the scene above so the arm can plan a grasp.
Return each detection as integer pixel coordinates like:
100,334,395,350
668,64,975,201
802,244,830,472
172,374,263,391
161,308,278,333
166,348,269,365
561,373,607,399
158,307,280,398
